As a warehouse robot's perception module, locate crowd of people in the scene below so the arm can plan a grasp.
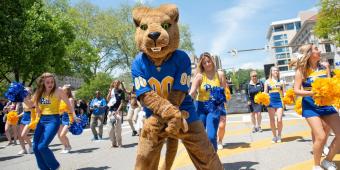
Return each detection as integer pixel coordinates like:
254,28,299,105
0,44,339,170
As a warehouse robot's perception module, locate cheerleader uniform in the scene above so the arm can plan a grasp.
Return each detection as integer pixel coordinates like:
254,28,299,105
196,73,227,150
59,101,72,126
302,68,338,118
20,103,31,125
266,79,284,108
33,94,61,170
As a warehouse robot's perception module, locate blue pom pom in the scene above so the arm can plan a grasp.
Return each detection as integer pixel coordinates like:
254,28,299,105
69,122,83,135
5,82,28,102
80,114,89,128
204,87,227,115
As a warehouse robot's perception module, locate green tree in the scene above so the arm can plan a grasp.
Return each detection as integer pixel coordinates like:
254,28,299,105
314,0,340,46
179,24,194,54
0,0,75,86
75,72,113,101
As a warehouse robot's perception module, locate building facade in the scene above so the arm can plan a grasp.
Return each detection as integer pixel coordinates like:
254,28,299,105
56,76,84,89
266,10,317,85
289,15,340,70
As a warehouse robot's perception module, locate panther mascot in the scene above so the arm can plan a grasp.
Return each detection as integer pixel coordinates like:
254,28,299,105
131,4,223,170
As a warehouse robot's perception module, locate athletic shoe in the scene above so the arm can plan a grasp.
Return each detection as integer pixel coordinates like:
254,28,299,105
60,149,69,154
272,137,277,143
321,159,337,170
18,150,27,155
258,126,263,132
252,127,257,133
132,131,138,136
277,136,282,143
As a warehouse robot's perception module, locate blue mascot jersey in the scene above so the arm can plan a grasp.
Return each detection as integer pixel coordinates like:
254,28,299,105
131,50,198,123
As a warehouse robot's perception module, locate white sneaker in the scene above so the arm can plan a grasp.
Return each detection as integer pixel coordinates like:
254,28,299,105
18,150,27,155
323,146,329,156
277,136,282,143
66,146,72,152
28,147,34,154
217,142,223,150
321,159,337,170
312,166,324,170
272,137,277,143
60,149,70,154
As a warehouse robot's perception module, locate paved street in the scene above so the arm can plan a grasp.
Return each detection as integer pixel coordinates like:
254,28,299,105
0,110,339,170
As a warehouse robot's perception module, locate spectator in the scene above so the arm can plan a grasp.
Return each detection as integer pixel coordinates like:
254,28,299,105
107,80,124,147
89,91,107,140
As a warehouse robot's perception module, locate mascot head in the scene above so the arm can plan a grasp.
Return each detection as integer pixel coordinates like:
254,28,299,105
132,4,179,66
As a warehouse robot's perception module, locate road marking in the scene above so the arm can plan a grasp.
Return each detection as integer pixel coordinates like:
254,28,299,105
281,155,340,170
172,129,313,169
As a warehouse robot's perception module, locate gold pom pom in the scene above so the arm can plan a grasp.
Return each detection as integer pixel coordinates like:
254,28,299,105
283,89,295,105
312,78,336,106
294,97,302,115
224,88,231,101
254,92,270,106
7,111,19,125
29,117,39,130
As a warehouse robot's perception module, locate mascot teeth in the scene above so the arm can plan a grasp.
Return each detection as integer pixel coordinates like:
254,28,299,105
151,47,162,52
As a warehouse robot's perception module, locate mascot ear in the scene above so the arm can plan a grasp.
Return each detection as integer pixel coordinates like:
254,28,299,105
132,6,150,27
158,4,179,23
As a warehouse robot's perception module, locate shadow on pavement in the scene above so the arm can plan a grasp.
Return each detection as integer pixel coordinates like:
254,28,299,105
122,143,138,148
51,148,61,152
223,161,259,170
49,143,62,147
0,155,23,161
259,128,271,132
77,166,111,170
296,138,312,142
282,136,304,142
70,147,99,154
224,142,250,149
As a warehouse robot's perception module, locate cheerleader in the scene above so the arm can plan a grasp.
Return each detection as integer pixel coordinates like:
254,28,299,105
33,73,78,170
17,88,34,155
264,66,285,143
291,44,340,170
4,102,18,146
58,85,74,154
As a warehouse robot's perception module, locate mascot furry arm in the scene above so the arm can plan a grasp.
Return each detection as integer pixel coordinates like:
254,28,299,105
133,5,189,140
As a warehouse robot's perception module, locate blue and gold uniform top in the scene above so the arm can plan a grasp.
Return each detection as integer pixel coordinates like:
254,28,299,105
39,94,60,115
266,79,284,94
302,68,327,90
131,50,198,123
196,73,221,102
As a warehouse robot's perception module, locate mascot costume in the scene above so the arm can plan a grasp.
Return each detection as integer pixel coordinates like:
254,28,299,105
131,4,223,170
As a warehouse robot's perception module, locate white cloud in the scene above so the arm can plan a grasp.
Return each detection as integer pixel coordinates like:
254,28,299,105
210,0,272,55
135,0,154,4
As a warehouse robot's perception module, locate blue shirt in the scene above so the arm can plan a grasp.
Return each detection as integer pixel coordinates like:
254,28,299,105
90,97,106,115
131,50,198,123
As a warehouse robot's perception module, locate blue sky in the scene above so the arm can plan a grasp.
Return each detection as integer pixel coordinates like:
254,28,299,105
72,0,319,70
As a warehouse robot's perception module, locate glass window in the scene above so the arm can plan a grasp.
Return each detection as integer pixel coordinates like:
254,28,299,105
279,66,288,71
277,60,288,65
325,43,332,52
273,34,287,41
286,23,294,30
274,40,288,46
275,47,288,53
295,22,301,30
274,25,284,32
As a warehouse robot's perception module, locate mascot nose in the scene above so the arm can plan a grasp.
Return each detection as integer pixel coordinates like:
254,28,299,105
148,32,161,41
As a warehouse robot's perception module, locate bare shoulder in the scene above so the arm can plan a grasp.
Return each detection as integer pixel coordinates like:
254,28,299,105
217,70,225,77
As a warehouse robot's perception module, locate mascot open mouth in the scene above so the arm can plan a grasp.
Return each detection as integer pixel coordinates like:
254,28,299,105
151,47,162,52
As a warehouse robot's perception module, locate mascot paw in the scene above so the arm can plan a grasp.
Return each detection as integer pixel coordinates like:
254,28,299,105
141,114,166,142
165,110,189,136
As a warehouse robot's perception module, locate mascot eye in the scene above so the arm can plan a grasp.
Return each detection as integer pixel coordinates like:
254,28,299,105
140,24,148,30
161,23,171,30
